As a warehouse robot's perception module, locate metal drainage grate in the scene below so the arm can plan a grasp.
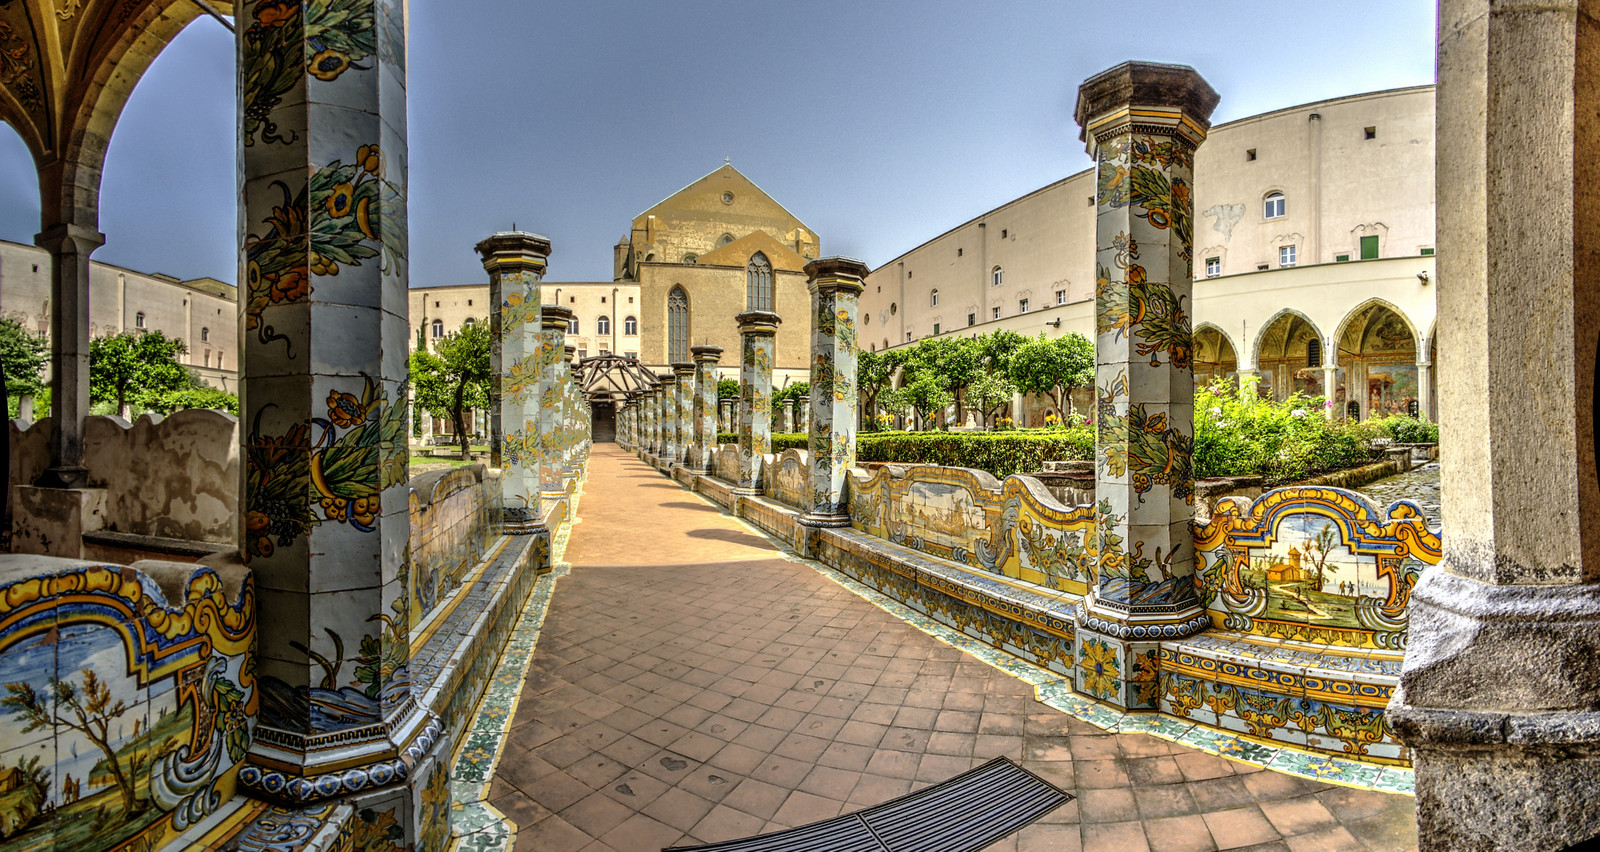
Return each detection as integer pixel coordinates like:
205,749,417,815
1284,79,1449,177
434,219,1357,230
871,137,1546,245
662,757,1073,852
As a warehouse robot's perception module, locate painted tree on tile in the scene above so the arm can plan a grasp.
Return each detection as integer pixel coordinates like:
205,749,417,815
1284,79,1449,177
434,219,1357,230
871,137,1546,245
3,669,138,815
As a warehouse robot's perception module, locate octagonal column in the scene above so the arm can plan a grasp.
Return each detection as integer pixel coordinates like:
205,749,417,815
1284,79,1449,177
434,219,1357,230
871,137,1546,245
236,0,440,816
535,308,573,499
672,362,696,467
650,384,664,458
657,373,679,464
735,311,781,494
800,257,867,527
1073,61,1218,711
478,232,550,533
690,346,722,473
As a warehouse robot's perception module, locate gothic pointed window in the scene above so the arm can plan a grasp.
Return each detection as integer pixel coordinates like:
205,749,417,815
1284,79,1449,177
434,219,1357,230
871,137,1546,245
747,252,773,312
668,286,690,362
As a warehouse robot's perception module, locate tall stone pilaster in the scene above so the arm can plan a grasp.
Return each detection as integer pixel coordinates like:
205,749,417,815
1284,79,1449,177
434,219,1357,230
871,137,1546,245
1389,3,1600,847
657,373,679,464
1072,62,1218,710
690,346,722,473
538,308,573,496
735,311,781,494
477,232,550,533
672,362,696,467
799,258,866,527
236,0,439,818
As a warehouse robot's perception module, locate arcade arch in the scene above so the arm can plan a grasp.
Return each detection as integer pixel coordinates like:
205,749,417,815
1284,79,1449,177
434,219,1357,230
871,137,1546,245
1252,309,1327,401
1334,300,1420,420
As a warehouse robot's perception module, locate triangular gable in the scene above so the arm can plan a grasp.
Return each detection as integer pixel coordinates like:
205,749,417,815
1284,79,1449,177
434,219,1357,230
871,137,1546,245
632,164,811,233
694,231,809,272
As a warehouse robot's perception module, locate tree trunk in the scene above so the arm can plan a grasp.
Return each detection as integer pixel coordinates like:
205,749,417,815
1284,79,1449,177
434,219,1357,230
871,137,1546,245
453,382,469,461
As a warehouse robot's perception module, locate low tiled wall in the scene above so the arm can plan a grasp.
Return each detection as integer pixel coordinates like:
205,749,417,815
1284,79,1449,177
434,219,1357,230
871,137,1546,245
0,555,255,852
408,465,502,635
764,449,810,511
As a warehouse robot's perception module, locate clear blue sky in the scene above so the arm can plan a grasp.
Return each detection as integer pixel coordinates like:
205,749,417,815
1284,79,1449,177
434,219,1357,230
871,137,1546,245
0,1,1435,287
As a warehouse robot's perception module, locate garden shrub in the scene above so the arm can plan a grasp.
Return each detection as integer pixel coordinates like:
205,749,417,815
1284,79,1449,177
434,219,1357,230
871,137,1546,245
1193,380,1375,486
710,428,1094,479
1370,414,1439,444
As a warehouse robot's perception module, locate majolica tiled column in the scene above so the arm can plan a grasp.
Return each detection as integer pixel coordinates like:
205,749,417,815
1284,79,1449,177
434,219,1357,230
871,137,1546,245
478,231,550,533
650,384,664,458
719,398,735,436
645,387,659,456
735,311,781,494
799,257,867,527
1073,62,1218,711
537,308,573,497
672,362,696,467
690,346,722,473
657,372,679,464
237,0,440,819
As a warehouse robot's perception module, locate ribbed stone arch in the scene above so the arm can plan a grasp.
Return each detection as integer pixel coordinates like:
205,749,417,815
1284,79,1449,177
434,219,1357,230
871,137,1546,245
1332,297,1420,356
1251,308,1326,366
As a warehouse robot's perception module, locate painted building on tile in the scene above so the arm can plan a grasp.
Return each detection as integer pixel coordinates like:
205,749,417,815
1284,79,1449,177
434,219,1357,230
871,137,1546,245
860,86,1438,423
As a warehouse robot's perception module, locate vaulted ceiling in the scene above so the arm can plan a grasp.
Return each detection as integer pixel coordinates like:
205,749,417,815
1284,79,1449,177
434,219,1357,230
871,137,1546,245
0,0,230,225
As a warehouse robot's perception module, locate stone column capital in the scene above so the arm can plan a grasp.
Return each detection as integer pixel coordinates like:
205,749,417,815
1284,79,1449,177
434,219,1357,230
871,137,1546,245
540,304,573,333
690,345,723,364
736,310,783,336
804,256,870,294
656,373,676,386
475,231,551,272
1074,61,1220,155
34,222,105,254
671,362,696,377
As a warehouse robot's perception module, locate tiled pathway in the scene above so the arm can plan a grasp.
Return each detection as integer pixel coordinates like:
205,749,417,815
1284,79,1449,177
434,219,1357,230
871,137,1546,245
485,445,1417,852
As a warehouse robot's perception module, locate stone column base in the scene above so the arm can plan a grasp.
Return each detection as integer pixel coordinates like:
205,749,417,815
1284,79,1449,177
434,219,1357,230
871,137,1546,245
798,512,851,529
12,485,107,557
1389,569,1600,850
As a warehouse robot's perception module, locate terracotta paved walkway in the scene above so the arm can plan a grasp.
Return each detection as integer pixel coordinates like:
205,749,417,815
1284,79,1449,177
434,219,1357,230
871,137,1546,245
488,445,1418,852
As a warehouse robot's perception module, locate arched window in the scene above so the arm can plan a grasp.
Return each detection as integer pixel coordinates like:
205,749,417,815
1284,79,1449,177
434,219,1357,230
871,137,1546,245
930,289,939,307
135,311,146,329
1307,338,1322,367
720,233,735,246
201,327,210,342
684,254,697,264
568,317,579,334
668,286,689,363
624,315,638,335
746,252,773,312
597,315,611,335
991,267,1003,287
1264,192,1286,219
431,319,443,337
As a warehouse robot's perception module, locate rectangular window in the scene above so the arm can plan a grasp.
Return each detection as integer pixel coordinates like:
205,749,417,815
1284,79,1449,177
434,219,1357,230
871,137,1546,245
1246,148,1257,161
568,319,579,334
577,349,587,360
1256,263,1269,271
992,306,1001,320
1279,246,1296,268
1001,229,1008,239
466,300,472,306
1364,126,1377,139
906,332,913,342
625,352,636,359
1360,235,1380,259
967,313,976,327
932,323,941,335
957,248,963,257
1419,247,1435,256
1205,257,1221,278
1018,298,1030,313
599,348,610,356
1335,254,1351,263
1055,290,1067,305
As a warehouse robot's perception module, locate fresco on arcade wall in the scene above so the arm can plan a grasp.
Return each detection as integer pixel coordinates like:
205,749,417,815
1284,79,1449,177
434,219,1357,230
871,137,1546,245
0,565,254,852
1193,486,1440,650
1364,363,1418,418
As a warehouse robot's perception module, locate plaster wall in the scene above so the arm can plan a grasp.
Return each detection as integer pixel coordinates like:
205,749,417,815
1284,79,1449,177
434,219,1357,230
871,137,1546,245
0,239,239,390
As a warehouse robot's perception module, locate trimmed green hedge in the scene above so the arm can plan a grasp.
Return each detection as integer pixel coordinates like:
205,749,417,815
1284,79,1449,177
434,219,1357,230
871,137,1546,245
712,428,1094,479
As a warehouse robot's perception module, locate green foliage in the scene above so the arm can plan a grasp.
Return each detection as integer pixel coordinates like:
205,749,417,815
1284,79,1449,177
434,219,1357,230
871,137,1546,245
856,429,1094,478
770,381,810,427
964,369,1017,429
1370,414,1439,444
148,386,239,415
856,348,906,420
1008,332,1094,418
976,329,1027,373
710,428,1096,479
903,336,981,417
1193,380,1375,486
716,378,740,400
410,318,491,460
90,331,191,415
0,317,47,400
900,374,953,427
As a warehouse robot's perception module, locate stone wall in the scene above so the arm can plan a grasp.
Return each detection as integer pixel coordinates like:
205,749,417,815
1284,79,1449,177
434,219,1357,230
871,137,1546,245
11,411,239,548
